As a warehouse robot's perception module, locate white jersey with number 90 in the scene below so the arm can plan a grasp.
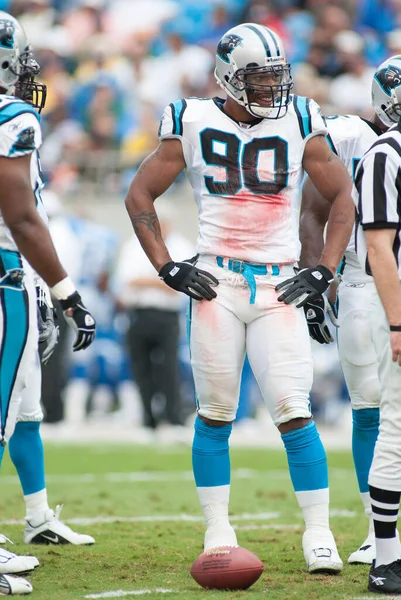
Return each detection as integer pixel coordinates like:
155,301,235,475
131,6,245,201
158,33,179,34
159,94,327,264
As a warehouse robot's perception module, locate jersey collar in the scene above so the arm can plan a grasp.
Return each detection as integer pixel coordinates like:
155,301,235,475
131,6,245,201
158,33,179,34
212,97,263,129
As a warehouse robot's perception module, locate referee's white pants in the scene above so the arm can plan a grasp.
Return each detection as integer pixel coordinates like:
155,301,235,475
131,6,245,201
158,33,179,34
188,256,314,426
368,286,401,491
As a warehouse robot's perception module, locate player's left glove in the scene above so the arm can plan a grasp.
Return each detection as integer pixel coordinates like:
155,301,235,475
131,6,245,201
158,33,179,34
304,295,339,344
275,265,334,308
59,292,96,351
36,285,59,365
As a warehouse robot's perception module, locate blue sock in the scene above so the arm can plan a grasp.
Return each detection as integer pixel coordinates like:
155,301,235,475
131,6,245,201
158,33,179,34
192,416,231,487
8,422,45,495
352,408,380,494
281,421,328,492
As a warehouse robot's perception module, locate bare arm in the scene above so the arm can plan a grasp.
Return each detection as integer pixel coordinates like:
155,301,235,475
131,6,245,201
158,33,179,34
125,139,186,271
299,176,332,269
303,135,354,274
365,228,401,325
0,154,67,286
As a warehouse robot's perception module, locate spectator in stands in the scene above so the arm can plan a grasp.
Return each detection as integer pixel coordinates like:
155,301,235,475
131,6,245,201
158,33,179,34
329,30,376,117
115,200,194,432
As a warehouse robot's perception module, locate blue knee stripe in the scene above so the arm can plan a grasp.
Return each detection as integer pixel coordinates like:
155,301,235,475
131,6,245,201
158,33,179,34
352,408,379,494
192,416,231,487
0,443,4,466
281,421,328,492
8,421,45,495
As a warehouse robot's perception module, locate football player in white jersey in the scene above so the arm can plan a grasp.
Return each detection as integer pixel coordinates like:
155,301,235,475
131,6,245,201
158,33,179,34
124,23,354,575
298,63,401,566
0,12,96,595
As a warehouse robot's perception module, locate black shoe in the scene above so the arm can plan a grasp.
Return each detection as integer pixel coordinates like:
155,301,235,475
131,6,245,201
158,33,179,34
368,559,401,593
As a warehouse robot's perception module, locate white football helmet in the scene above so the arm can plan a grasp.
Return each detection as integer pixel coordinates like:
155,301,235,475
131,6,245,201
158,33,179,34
372,55,401,127
0,11,46,111
214,23,293,119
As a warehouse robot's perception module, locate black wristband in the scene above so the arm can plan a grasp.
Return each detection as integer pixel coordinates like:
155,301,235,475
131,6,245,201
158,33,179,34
59,291,81,310
317,264,334,282
390,325,401,332
158,262,175,279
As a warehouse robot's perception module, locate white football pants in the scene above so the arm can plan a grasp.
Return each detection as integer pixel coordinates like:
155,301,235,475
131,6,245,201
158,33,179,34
337,279,380,410
0,254,38,445
189,256,314,425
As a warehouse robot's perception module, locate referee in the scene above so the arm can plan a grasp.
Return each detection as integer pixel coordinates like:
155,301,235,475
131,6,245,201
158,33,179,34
354,55,401,594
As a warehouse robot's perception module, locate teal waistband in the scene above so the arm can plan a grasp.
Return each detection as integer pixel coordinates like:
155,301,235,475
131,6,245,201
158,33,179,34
216,256,280,304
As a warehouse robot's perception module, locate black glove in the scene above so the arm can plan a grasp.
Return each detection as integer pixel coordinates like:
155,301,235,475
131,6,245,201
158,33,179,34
275,265,334,308
159,260,219,301
36,286,59,365
59,291,96,351
304,295,339,344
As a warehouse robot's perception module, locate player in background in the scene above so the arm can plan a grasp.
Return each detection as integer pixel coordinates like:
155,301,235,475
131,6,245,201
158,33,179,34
0,11,96,595
124,23,354,574
297,60,401,565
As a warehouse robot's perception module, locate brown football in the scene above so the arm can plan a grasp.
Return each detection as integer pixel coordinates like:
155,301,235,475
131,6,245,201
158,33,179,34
190,546,264,590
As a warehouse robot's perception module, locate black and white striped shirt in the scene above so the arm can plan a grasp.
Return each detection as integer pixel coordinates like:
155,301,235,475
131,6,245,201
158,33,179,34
353,122,401,277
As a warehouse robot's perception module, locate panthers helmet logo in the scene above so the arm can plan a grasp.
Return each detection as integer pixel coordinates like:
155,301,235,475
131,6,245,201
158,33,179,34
375,66,401,95
217,34,242,63
0,19,14,49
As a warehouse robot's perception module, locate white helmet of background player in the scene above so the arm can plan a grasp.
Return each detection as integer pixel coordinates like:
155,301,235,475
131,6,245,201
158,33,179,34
214,23,293,119
372,55,401,127
0,11,46,112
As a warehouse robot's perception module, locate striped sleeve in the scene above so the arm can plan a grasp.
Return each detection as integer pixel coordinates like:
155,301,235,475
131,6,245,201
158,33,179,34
158,99,188,140
293,96,327,141
0,102,41,158
355,145,401,230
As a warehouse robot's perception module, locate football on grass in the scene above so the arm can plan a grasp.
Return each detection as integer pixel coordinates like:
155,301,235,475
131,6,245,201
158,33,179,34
190,546,264,590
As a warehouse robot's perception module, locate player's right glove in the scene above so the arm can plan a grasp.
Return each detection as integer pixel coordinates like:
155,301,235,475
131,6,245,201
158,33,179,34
59,292,96,351
159,260,219,301
304,295,339,344
275,265,334,307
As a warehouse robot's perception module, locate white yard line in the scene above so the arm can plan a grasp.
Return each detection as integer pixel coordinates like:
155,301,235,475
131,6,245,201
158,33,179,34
0,467,352,486
0,509,356,527
0,512,280,526
235,524,300,531
84,590,175,599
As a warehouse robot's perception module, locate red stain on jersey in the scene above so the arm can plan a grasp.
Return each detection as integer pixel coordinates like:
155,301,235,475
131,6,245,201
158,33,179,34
211,188,294,261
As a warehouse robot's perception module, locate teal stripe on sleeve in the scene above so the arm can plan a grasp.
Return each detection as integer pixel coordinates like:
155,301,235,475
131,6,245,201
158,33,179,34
0,250,29,435
171,99,186,136
0,101,39,125
293,96,312,139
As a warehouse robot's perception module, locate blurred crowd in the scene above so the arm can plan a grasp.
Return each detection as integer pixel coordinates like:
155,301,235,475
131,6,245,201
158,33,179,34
2,0,400,195
8,0,399,437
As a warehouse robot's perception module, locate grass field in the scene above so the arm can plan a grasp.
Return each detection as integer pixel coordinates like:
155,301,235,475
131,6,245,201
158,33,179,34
0,444,383,600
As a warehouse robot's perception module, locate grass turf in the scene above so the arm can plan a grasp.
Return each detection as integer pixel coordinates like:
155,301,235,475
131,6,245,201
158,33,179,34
0,445,378,600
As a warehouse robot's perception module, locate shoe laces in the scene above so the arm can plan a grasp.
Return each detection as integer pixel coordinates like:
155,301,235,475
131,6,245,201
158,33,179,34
376,559,401,577
0,547,17,561
53,504,64,522
388,559,401,577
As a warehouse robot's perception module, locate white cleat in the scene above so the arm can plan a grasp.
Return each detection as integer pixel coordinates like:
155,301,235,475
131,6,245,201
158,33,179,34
24,505,95,545
348,530,401,565
0,548,38,575
303,528,343,574
348,532,376,565
0,573,32,595
204,525,238,552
